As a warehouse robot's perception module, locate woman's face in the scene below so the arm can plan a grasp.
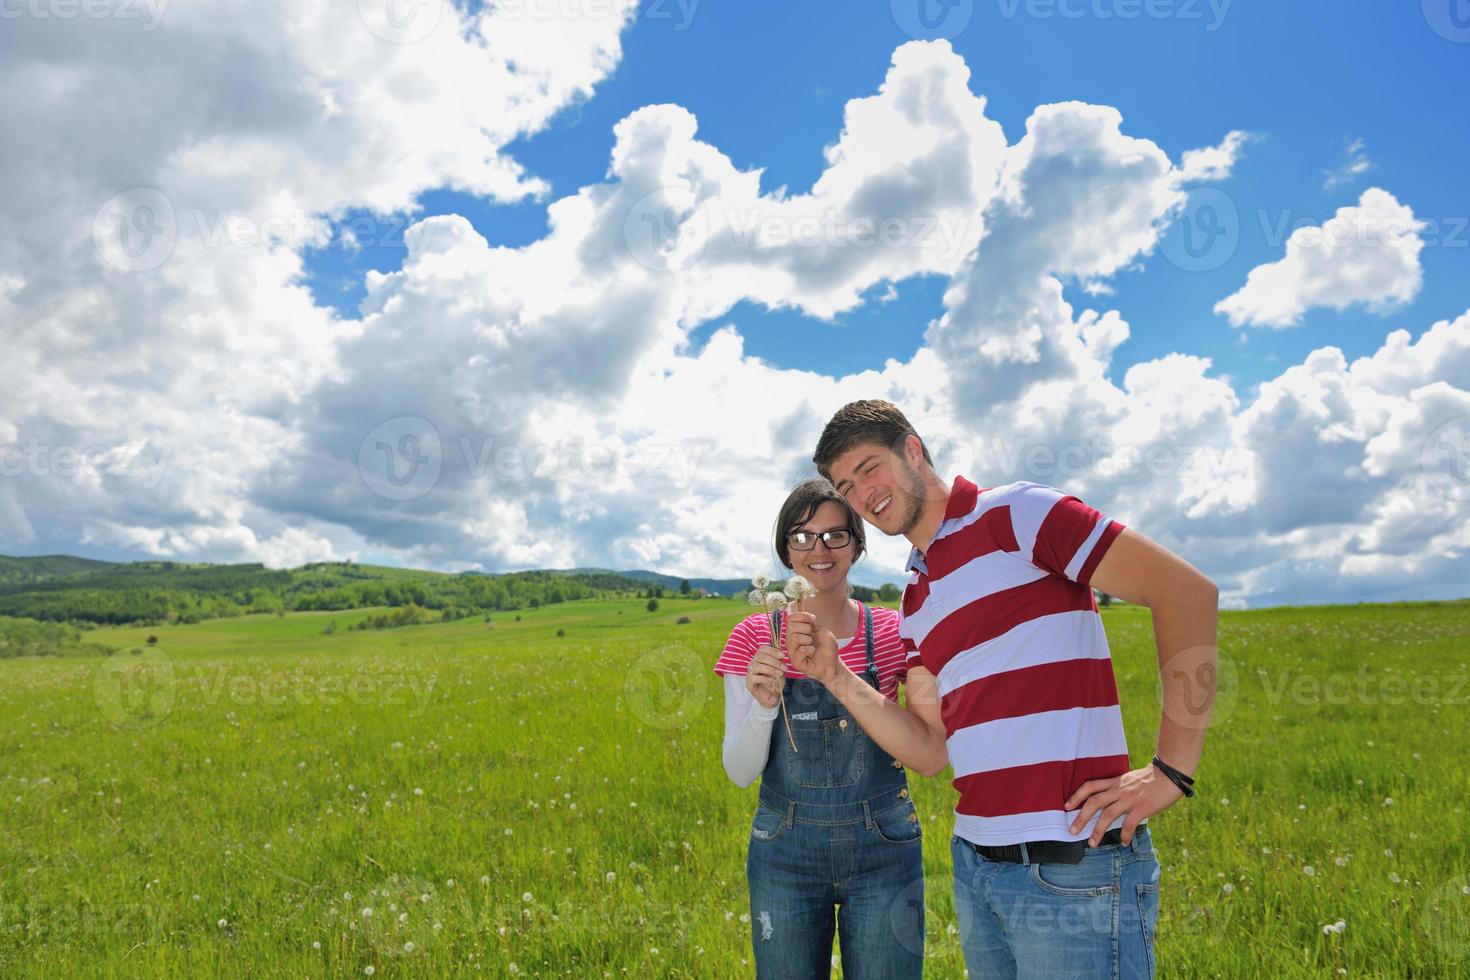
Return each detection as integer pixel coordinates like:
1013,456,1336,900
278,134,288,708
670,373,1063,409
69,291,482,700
786,501,855,592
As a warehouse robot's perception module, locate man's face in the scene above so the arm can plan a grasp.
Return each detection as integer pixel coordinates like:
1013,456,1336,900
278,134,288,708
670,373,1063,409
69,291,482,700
827,438,927,537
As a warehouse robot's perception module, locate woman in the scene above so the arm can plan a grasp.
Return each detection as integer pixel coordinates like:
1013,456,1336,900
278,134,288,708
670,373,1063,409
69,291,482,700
713,478,927,979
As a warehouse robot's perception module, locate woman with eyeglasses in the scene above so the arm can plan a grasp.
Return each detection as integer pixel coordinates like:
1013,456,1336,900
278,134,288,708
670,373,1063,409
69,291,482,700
713,478,931,979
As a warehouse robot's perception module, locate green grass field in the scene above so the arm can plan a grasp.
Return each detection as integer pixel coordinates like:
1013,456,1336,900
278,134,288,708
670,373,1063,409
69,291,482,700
2,597,1468,977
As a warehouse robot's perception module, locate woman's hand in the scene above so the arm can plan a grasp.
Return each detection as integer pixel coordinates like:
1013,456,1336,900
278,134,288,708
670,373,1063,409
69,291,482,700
786,611,841,687
745,644,784,709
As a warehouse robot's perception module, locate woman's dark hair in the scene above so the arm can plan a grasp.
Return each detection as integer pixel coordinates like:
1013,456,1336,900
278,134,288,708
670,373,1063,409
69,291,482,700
773,478,866,570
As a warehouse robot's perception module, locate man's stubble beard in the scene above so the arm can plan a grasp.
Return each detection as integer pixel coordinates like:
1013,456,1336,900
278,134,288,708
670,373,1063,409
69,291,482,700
891,454,927,537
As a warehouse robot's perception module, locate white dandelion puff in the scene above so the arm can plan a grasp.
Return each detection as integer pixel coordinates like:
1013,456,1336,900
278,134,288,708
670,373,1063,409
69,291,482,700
783,575,816,602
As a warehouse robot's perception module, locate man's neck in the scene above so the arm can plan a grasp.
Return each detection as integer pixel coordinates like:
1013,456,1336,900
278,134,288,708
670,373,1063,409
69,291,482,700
907,475,954,556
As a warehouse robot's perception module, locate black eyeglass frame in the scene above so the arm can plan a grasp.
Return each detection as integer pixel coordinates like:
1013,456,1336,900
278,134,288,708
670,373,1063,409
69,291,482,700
786,528,854,552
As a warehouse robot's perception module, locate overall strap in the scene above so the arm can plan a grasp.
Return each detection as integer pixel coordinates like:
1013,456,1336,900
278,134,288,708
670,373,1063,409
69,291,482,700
861,601,876,676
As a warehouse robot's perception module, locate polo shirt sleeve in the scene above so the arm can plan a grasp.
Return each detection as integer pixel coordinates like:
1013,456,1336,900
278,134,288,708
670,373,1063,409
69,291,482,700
713,614,767,676
1005,482,1125,587
897,582,924,672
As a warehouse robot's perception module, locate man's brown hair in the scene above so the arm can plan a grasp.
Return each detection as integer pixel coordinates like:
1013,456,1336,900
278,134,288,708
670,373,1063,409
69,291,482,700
812,399,932,481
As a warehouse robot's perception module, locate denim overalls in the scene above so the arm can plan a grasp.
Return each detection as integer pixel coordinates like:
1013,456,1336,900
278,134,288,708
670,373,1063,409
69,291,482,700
745,603,925,979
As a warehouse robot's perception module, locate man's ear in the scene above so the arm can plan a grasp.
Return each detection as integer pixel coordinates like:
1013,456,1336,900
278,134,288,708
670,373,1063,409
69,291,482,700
905,433,926,468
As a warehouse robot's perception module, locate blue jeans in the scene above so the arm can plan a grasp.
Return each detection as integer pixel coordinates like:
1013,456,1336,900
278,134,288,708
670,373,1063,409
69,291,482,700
747,797,925,979
745,671,924,979
950,825,1160,978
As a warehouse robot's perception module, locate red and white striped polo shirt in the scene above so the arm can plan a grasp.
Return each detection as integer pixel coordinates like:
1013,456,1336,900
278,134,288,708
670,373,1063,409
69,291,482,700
900,475,1131,846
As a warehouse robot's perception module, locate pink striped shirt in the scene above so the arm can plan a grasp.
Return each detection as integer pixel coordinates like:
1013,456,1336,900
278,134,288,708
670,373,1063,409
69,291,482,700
714,604,909,702
900,475,1129,846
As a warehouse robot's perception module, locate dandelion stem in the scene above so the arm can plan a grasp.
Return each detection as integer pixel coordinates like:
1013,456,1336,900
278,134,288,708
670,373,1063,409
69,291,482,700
770,608,797,754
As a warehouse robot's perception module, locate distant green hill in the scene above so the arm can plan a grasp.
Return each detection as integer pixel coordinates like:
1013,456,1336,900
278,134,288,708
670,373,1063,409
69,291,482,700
0,555,668,628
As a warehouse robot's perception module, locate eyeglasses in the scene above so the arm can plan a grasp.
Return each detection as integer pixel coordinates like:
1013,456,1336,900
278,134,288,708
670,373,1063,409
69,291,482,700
787,528,853,551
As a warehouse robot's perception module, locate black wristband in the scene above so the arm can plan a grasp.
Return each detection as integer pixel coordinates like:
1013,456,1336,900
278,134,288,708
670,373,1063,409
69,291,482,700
1152,756,1196,797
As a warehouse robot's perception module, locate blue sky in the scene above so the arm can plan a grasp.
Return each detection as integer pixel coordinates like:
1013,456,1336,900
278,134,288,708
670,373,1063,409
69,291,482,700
306,0,1470,395
7,0,1470,606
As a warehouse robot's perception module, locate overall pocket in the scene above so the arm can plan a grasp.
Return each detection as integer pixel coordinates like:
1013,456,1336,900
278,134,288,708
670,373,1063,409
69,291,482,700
787,716,865,788
749,802,789,844
870,798,923,845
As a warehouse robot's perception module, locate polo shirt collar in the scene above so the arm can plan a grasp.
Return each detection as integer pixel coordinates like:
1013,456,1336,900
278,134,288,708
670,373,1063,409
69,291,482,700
905,474,976,577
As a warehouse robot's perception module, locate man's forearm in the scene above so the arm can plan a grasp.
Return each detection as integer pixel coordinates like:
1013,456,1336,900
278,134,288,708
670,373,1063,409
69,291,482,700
1150,582,1219,775
824,663,947,776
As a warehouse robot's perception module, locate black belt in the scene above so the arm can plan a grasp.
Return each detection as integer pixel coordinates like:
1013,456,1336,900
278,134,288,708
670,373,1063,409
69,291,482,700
960,828,1125,865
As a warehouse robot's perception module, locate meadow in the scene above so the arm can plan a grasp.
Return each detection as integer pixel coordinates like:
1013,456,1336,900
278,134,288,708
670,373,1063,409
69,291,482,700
1,596,1468,977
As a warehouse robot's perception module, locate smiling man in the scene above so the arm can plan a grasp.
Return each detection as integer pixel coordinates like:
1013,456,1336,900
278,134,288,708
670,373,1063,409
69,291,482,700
787,399,1219,978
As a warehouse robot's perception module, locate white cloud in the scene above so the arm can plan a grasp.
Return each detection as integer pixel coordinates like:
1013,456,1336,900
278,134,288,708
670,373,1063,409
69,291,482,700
1322,137,1373,191
1214,188,1428,329
3,21,1468,610
1178,129,1257,183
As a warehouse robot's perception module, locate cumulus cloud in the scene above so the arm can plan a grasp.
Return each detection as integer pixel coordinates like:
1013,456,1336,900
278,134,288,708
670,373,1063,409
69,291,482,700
1214,188,1428,328
2,18,1467,609
1178,129,1258,183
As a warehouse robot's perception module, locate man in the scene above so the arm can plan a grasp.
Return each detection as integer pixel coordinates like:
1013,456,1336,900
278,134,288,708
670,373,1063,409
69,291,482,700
785,399,1218,977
